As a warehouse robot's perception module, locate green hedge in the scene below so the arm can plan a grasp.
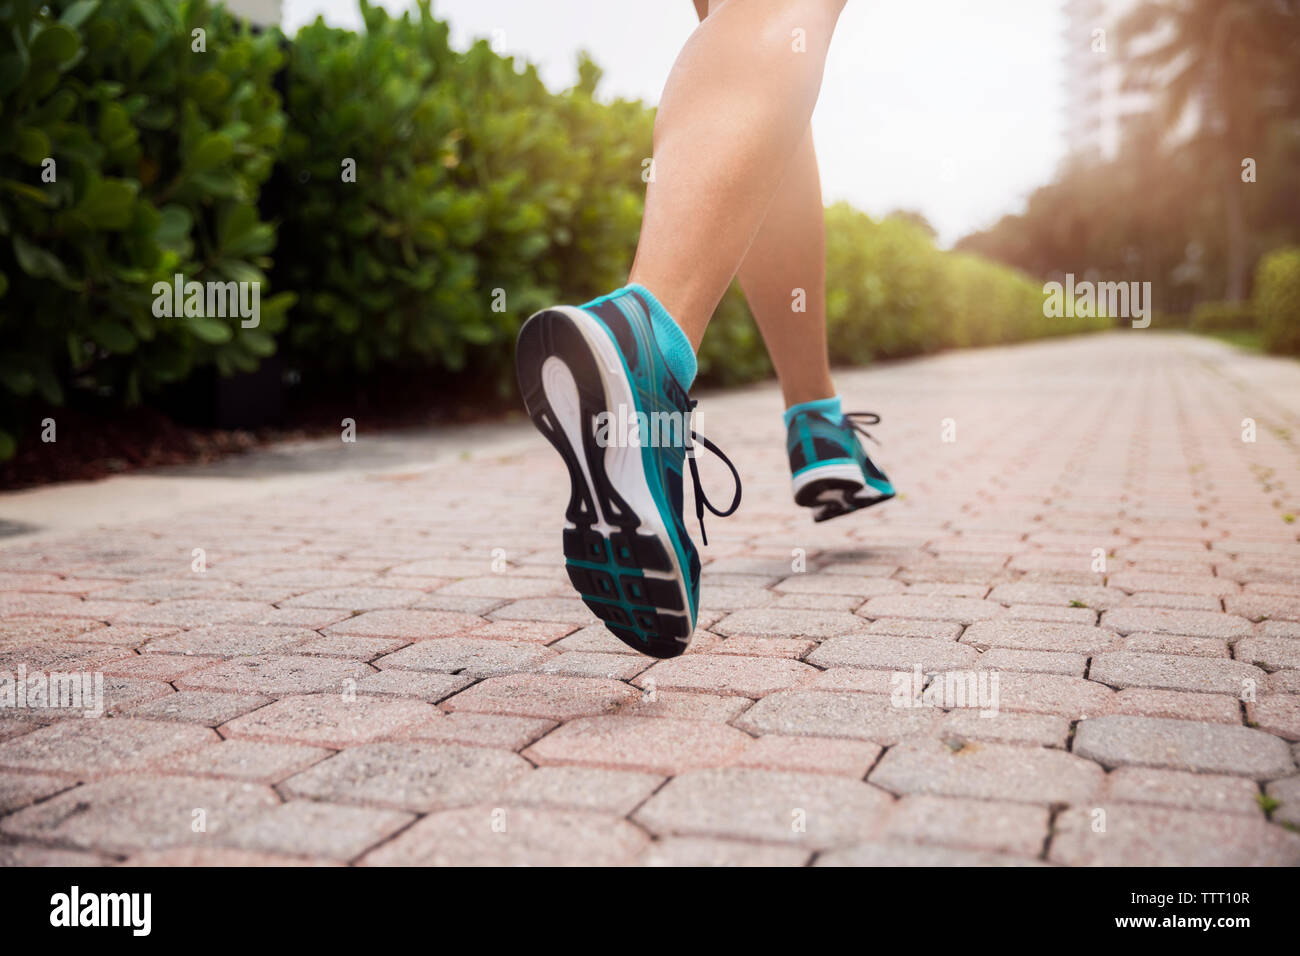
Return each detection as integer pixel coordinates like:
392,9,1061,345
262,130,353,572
1257,247,1300,355
1191,300,1256,332
1,0,1116,460
273,0,649,387
0,0,293,456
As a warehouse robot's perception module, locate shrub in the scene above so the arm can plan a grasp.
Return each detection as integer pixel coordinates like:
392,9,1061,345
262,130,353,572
274,0,651,388
1256,247,1300,354
1191,300,1256,332
0,0,292,457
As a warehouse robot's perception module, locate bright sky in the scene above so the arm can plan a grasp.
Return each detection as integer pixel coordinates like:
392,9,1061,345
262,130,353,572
282,0,1067,246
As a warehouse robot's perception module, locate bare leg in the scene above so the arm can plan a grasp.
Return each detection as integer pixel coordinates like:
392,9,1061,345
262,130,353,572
628,0,847,349
734,127,836,407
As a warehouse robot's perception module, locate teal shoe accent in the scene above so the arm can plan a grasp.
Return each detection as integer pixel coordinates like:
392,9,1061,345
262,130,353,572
515,287,740,657
787,407,895,521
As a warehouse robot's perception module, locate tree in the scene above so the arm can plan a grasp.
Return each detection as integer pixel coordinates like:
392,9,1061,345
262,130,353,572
1119,0,1300,301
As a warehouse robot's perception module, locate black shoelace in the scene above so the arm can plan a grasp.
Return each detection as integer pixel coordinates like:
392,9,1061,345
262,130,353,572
844,411,883,446
684,399,742,546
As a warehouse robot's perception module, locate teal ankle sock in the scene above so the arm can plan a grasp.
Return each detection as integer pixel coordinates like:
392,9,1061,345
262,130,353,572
784,395,842,429
582,283,697,390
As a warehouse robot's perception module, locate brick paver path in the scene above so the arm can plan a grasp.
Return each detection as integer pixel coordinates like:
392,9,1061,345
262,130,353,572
2,332,1299,865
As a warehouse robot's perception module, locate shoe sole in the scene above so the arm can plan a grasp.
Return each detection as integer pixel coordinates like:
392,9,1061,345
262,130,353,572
515,306,695,659
793,462,895,522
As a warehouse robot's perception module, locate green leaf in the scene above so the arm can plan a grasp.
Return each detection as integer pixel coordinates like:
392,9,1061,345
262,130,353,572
60,0,102,30
185,315,233,344
85,320,137,353
12,234,79,289
77,178,137,229
187,132,234,171
30,25,80,65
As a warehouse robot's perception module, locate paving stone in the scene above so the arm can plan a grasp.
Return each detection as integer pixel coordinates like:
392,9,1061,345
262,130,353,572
325,609,486,639
168,739,331,783
460,620,577,645
143,625,317,657
1103,767,1263,815
808,635,980,672
639,837,810,867
1120,632,1229,657
376,638,552,678
816,842,1044,866
883,795,1049,857
974,648,1087,676
291,634,408,659
1004,604,1098,626
1227,594,1300,623
0,775,278,854
498,766,663,815
771,592,862,611
0,845,112,866
634,768,892,848
864,618,964,640
1109,571,1238,597
992,672,1114,719
617,691,753,722
0,718,216,776
550,624,641,655
176,654,372,695
0,771,74,813
1266,775,1300,827
532,651,650,680
711,609,870,639
1247,694,1300,740
733,735,881,778
120,848,339,866
802,667,901,695
282,742,530,812
735,690,940,744
1100,607,1253,639
525,716,750,775
635,655,815,698
406,712,555,751
1073,715,1294,778
773,574,904,597
937,710,1071,748
1110,688,1242,723
987,582,1125,611
712,635,818,658
1122,591,1224,612
1235,636,1300,671
220,801,413,861
870,737,1104,804
859,595,1004,625
221,694,435,748
361,807,646,866
488,598,598,625
122,599,278,626
125,690,271,727
961,620,1119,654
442,673,637,721
354,670,472,702
99,653,224,681
1090,651,1264,695
1050,805,1300,865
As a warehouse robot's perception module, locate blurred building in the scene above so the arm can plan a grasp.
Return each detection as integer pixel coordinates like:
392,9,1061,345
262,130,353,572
224,0,281,27
1062,0,1161,164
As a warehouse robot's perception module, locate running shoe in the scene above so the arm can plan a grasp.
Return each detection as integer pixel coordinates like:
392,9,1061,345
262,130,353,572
515,289,740,658
788,408,894,521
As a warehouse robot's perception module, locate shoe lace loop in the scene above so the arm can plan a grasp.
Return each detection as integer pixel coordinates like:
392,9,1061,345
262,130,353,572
844,411,883,446
684,399,742,546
